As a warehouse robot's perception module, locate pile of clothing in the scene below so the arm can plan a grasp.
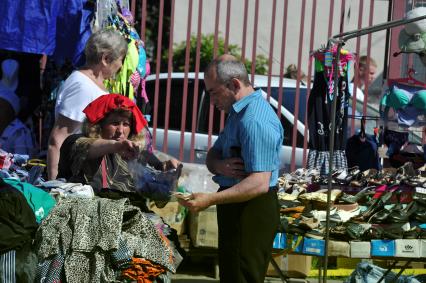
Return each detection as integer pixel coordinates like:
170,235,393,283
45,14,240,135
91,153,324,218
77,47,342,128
0,151,183,283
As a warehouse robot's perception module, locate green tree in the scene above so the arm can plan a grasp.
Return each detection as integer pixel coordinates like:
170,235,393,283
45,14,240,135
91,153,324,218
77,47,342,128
134,0,171,73
166,34,268,74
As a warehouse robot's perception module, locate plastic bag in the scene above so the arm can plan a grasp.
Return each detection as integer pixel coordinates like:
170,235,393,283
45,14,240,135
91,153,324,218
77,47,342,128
128,160,182,201
344,262,420,283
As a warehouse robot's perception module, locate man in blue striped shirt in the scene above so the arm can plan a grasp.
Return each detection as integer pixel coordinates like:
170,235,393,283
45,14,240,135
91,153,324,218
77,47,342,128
180,55,283,282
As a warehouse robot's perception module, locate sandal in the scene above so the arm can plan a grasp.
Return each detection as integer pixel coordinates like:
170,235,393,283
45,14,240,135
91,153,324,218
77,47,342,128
403,227,420,239
305,228,325,239
350,190,394,223
412,204,426,222
345,222,370,240
338,186,376,204
335,166,361,185
417,164,426,177
363,225,403,240
387,201,417,223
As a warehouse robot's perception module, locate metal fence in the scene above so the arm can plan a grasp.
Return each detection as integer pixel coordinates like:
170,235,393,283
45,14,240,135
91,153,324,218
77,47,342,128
130,0,421,171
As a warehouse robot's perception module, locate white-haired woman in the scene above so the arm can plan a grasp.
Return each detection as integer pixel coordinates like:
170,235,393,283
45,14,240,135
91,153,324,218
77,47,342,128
48,28,128,179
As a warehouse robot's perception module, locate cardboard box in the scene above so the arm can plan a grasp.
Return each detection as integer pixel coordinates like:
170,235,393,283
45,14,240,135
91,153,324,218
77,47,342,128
302,237,325,256
328,240,350,257
149,201,187,235
421,240,426,258
189,205,218,248
283,234,304,253
371,240,395,257
395,239,420,258
267,254,312,278
350,241,371,258
273,233,285,249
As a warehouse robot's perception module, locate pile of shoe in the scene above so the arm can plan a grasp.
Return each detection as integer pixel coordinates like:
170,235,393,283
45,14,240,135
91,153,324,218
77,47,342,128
276,162,426,242
309,162,426,187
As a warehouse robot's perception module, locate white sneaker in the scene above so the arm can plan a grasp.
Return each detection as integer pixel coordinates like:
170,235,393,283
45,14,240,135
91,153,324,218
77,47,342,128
311,207,337,222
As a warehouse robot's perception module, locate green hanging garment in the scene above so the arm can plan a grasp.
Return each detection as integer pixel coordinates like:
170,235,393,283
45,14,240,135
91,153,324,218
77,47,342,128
105,39,139,99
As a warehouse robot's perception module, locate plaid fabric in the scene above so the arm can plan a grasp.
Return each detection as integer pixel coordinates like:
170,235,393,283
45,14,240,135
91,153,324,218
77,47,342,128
0,250,15,283
35,253,65,283
110,236,132,269
307,149,347,175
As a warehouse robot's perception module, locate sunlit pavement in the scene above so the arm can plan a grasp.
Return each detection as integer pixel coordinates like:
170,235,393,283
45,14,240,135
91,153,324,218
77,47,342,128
171,274,345,283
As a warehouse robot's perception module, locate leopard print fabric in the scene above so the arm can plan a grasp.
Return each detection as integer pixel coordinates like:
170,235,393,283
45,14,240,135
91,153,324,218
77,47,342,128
36,198,176,283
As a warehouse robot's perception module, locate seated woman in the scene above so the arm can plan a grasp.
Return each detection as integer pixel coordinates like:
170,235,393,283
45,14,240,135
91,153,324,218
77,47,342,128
57,94,178,209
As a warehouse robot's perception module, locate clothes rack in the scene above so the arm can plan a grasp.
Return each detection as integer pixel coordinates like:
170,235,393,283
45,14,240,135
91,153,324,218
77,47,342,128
319,13,426,283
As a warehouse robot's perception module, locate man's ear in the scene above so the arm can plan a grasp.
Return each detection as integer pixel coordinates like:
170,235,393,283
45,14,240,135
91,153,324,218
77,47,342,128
229,78,241,93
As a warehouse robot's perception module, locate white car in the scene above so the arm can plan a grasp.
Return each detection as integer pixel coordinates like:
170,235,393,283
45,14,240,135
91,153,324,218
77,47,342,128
145,73,421,174
145,73,308,171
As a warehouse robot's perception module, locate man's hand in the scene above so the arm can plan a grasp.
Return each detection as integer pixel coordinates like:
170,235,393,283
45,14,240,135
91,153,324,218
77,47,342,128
216,157,248,179
178,192,213,213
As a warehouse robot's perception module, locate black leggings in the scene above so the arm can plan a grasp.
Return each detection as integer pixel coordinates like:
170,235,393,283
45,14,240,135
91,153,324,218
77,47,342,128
216,188,279,283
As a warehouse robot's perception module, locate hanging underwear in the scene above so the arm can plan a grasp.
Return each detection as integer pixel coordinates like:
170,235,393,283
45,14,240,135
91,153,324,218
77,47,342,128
381,83,426,127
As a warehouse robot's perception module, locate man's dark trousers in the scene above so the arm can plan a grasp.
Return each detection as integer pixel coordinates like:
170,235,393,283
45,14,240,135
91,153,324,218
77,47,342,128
216,188,279,283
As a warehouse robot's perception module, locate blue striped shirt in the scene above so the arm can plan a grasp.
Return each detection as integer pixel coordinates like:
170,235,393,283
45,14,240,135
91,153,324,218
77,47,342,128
212,89,284,187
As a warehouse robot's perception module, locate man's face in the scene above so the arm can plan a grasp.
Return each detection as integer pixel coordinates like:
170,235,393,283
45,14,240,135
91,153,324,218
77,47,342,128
359,65,377,86
205,72,236,112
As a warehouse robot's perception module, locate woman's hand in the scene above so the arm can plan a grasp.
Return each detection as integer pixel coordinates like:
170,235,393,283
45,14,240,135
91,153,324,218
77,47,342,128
162,158,181,171
115,139,139,160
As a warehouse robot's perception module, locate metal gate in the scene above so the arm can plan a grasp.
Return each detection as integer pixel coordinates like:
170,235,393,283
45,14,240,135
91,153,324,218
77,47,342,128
130,0,421,171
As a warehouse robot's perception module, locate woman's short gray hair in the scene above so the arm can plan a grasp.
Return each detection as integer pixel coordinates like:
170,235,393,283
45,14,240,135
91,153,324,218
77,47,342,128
84,29,128,66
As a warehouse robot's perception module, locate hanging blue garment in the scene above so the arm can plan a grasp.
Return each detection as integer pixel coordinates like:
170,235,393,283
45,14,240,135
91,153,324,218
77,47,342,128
0,0,93,67
0,1,61,55
52,0,94,67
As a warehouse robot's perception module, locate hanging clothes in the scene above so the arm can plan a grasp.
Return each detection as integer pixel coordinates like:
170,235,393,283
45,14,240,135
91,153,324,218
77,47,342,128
104,13,150,104
105,39,139,99
381,83,426,127
345,134,380,171
383,128,409,158
307,48,353,174
0,0,93,63
52,0,95,67
0,1,61,54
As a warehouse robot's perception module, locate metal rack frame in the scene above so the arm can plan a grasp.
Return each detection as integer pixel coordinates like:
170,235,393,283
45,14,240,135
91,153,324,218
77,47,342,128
320,13,426,283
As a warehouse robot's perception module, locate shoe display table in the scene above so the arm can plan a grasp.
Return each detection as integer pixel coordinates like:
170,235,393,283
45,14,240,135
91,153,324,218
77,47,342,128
274,162,426,282
270,234,426,282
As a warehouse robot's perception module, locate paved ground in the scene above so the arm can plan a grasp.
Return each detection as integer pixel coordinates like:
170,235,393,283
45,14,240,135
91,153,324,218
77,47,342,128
171,274,345,282
171,255,345,282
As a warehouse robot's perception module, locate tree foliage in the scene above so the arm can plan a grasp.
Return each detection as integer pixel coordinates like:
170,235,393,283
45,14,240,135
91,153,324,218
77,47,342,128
166,34,268,74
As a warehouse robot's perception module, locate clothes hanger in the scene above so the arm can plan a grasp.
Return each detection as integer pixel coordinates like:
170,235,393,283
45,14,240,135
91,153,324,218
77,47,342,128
388,68,426,88
360,116,366,139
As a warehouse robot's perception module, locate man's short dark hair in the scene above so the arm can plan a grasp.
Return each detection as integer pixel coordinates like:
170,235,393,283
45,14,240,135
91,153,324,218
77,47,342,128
205,59,251,86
